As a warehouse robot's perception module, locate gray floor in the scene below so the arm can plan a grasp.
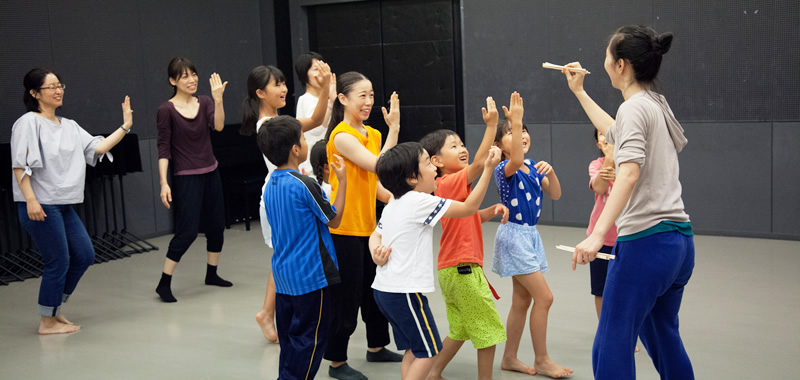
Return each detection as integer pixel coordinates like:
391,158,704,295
1,222,798,379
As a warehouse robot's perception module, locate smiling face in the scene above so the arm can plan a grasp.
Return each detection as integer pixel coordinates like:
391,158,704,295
32,73,64,111
259,75,288,110
433,134,469,174
170,69,199,95
340,79,374,122
497,126,530,159
412,149,439,194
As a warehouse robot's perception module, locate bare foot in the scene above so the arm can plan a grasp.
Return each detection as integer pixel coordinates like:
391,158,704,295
39,320,80,335
501,357,537,375
635,346,640,353
534,357,573,379
55,314,74,325
255,311,278,343
426,374,447,380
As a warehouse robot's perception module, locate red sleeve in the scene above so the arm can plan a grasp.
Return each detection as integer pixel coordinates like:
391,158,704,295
435,168,469,201
156,103,172,159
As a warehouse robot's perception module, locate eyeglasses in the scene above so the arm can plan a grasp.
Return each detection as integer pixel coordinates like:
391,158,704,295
40,83,66,91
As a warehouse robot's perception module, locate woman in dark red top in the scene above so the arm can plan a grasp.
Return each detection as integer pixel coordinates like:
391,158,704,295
155,57,231,302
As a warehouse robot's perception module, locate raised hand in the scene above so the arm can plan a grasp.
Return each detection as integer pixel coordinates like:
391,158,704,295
328,73,337,101
502,91,524,125
209,73,228,103
533,161,553,175
121,96,133,129
371,245,392,266
562,62,587,94
315,61,332,89
484,145,502,169
382,91,400,130
330,154,347,182
481,96,498,127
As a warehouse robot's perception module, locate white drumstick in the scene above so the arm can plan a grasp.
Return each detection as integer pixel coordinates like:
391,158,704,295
556,244,614,260
542,62,590,75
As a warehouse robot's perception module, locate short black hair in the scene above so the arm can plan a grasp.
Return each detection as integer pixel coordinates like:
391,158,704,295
494,117,530,160
419,129,459,176
257,115,302,168
376,142,425,199
294,51,325,87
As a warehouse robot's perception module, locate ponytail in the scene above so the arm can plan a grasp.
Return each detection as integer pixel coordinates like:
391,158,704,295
240,65,286,136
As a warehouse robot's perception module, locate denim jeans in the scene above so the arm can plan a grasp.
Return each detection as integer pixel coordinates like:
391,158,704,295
17,203,95,317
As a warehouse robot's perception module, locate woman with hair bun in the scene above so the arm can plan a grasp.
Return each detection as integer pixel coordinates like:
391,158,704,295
563,25,695,379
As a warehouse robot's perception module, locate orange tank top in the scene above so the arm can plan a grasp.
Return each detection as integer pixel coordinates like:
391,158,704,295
327,121,382,236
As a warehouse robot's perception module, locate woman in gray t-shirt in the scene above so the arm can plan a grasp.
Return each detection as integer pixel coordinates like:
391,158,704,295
11,68,133,335
562,26,695,379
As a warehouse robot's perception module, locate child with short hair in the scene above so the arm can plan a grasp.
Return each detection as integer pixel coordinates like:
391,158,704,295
369,142,502,380
310,140,333,198
295,51,336,178
492,92,572,378
257,115,347,379
419,97,509,380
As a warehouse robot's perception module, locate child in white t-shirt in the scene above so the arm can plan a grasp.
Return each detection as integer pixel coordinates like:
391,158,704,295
369,142,501,380
294,51,336,178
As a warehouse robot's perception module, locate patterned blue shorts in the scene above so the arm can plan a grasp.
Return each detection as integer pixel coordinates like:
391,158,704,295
492,222,549,277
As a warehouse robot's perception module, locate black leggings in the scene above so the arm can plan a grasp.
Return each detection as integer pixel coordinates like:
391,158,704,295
324,234,391,362
165,169,225,262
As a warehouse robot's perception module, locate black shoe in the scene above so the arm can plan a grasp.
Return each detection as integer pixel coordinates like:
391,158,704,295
328,363,368,380
366,347,403,362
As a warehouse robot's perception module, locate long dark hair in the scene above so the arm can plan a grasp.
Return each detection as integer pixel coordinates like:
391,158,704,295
324,71,369,142
240,65,286,136
310,140,328,185
167,57,197,97
608,25,673,88
23,68,60,112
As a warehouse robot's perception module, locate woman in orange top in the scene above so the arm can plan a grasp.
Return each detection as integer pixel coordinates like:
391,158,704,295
323,72,402,379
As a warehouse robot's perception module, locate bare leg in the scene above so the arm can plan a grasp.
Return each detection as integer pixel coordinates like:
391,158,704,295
207,251,220,266
39,316,80,335
162,258,178,275
501,277,536,376
515,272,572,379
404,350,436,380
427,337,464,379
477,345,496,380
256,273,278,343
594,296,603,319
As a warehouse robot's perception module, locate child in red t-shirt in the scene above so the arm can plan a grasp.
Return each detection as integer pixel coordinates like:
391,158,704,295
419,97,509,380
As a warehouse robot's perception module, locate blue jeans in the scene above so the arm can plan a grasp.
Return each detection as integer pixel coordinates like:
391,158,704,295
593,231,695,379
17,203,95,317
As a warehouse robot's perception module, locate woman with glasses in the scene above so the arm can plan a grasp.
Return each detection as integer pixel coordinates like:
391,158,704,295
154,57,230,303
11,67,133,334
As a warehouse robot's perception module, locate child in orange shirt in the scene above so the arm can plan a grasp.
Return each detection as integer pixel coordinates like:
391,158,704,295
419,97,509,380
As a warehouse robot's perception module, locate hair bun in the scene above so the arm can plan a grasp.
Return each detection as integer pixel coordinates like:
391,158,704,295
654,32,673,55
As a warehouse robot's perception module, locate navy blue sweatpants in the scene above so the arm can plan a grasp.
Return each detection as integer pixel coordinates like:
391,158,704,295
276,288,331,380
593,231,695,380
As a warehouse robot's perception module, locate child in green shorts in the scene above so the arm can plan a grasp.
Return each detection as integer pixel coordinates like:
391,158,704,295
419,97,510,380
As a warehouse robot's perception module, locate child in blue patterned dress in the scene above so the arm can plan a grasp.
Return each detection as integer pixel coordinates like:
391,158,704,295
491,92,572,379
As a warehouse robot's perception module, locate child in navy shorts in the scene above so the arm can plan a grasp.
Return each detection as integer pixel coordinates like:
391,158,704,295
258,115,348,379
369,142,501,379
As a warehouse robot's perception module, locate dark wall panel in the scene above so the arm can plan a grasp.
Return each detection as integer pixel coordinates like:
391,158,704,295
46,1,148,136
0,0,56,142
550,123,603,224
311,1,381,48
399,106,456,143
381,0,453,44
383,41,454,106
461,0,550,124
654,1,775,122
679,123,772,234
547,0,651,123
124,138,158,237
772,123,800,237
773,1,800,121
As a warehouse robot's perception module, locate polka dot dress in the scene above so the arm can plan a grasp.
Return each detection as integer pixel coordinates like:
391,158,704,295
494,159,546,226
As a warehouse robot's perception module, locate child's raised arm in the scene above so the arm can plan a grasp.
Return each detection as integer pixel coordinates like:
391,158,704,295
326,154,347,228
297,62,333,132
466,96,499,183
502,92,525,178
444,146,502,218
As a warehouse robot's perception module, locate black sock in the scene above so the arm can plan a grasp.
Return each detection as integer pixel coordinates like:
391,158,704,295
156,273,177,302
205,264,233,287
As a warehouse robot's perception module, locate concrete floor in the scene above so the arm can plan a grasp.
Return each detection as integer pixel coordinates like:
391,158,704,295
0,222,798,379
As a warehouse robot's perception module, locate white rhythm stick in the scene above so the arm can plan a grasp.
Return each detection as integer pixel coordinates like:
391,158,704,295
542,62,590,75
556,245,615,260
